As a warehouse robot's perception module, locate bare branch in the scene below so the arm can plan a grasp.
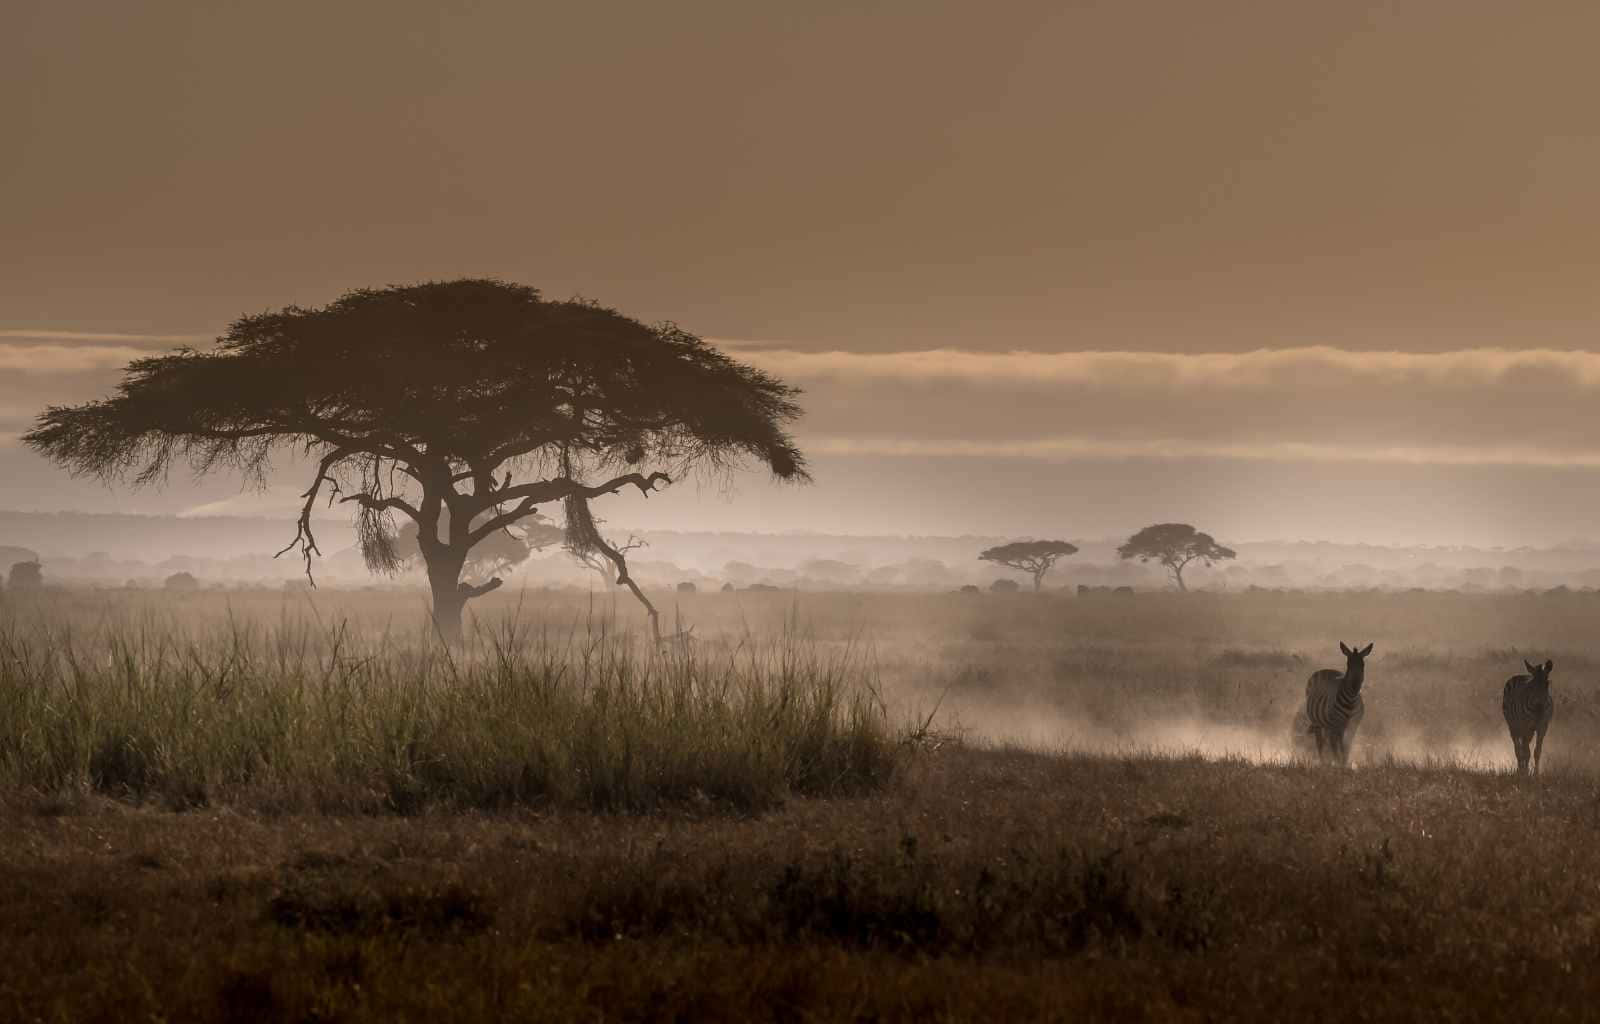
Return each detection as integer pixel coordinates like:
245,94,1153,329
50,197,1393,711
338,492,422,521
590,529,662,644
582,471,672,500
460,577,504,601
273,448,354,585
483,470,671,513
563,492,663,642
467,496,539,546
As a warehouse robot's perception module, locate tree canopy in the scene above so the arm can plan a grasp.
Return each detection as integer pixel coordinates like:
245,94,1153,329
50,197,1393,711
25,279,809,639
1116,523,1235,591
977,540,1079,591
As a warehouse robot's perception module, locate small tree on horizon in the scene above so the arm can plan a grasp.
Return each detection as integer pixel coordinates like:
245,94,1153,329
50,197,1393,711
978,539,1079,591
1117,523,1236,591
23,279,808,642
7,560,43,590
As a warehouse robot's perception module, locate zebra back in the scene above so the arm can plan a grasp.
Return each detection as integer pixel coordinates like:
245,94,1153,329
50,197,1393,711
1502,674,1553,733
1305,667,1362,730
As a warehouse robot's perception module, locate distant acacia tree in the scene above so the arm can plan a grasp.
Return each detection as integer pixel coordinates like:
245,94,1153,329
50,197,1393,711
978,540,1079,591
24,280,808,642
1117,523,1236,591
7,560,42,590
163,571,199,591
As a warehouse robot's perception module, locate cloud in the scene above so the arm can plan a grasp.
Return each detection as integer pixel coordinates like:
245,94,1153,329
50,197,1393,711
0,327,207,374
727,345,1600,390
177,486,316,519
9,336,1600,469
725,345,1600,466
0,343,156,373
0,329,209,345
800,437,1600,467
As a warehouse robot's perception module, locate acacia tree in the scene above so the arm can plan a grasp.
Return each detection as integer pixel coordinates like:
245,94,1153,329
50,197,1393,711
1117,523,1235,591
977,540,1078,591
24,280,808,641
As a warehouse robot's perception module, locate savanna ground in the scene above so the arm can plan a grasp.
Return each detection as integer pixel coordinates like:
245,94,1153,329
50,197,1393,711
3,585,1600,1021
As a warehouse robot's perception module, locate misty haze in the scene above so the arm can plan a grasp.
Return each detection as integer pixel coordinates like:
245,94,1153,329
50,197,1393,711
7,2,1600,1020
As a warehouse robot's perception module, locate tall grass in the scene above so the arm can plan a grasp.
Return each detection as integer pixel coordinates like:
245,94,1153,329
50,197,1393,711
7,584,1600,793
0,603,899,813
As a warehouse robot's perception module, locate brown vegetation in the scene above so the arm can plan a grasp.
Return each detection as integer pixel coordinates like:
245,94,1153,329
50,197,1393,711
5,748,1600,1019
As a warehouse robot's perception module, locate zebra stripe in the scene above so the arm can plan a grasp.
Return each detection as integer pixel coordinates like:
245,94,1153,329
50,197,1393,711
1302,641,1373,764
1502,659,1555,776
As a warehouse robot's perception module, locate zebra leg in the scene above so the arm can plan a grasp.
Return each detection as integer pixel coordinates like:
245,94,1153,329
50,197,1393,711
1313,727,1325,758
1513,736,1529,775
1331,729,1347,765
1534,726,1548,776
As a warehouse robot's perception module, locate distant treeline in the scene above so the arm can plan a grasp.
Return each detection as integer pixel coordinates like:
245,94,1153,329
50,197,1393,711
7,509,1600,592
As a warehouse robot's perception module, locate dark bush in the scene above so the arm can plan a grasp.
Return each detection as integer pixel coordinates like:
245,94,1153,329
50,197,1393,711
7,560,42,590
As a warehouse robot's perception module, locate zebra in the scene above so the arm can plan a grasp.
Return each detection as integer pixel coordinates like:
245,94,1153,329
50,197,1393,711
1502,659,1555,776
1300,642,1374,764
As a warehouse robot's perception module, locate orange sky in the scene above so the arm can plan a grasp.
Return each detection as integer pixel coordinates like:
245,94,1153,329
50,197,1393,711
5,2,1600,546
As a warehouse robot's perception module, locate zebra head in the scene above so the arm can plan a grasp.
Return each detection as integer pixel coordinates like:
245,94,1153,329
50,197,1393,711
1338,641,1374,684
1523,659,1554,687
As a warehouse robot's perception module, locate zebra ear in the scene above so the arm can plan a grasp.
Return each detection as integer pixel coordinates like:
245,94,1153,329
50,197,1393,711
1359,643,1373,657
1525,659,1537,674
1340,642,1352,656
1545,659,1554,674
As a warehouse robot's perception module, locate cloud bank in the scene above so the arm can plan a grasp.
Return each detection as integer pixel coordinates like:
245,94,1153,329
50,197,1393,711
727,345,1600,466
0,329,209,345
0,344,159,373
802,437,1600,468
727,345,1600,389
7,335,1600,470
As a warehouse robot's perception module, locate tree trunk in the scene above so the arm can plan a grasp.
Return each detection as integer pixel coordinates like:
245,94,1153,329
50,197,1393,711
1032,571,1043,592
1172,565,1187,592
425,550,469,644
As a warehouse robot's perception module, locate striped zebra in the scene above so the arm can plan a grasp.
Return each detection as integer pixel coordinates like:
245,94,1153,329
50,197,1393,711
1502,659,1555,776
1300,642,1373,764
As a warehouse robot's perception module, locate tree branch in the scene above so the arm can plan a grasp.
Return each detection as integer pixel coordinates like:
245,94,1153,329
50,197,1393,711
273,448,354,585
338,492,422,521
582,471,673,500
483,470,672,512
467,496,538,546
585,528,662,645
460,577,504,601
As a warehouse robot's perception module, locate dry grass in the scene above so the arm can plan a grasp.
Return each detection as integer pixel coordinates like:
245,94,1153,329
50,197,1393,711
0,596,896,815
3,748,1600,1020
3,585,1600,1019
